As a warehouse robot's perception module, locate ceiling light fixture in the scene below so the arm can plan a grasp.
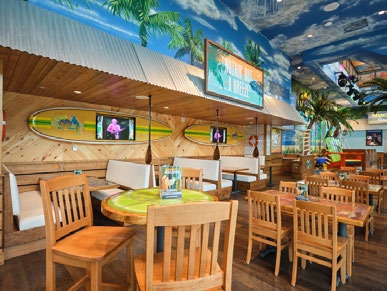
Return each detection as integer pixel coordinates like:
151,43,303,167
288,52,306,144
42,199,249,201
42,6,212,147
73,90,82,94
337,72,347,87
324,2,340,12
378,11,385,15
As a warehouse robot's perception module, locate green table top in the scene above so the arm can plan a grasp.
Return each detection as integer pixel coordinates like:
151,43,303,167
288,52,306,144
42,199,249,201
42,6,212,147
107,187,216,215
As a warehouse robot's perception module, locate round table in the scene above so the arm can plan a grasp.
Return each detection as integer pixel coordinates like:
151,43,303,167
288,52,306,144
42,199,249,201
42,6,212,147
101,187,217,225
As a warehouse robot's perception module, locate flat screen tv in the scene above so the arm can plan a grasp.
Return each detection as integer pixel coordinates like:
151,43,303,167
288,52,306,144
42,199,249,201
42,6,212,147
96,114,135,141
210,126,227,143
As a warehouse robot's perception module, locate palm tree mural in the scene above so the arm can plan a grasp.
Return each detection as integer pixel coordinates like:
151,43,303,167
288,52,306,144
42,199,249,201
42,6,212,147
357,78,387,113
168,18,205,65
221,40,233,52
244,38,270,76
103,0,180,47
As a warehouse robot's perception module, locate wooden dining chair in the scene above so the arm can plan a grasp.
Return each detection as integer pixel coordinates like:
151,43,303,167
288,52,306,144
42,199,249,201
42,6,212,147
319,171,340,185
291,200,347,291
346,174,370,184
360,170,384,215
340,180,374,242
321,186,354,276
40,174,136,291
305,175,328,197
246,190,292,276
279,181,298,195
181,167,203,190
134,200,238,291
338,166,356,174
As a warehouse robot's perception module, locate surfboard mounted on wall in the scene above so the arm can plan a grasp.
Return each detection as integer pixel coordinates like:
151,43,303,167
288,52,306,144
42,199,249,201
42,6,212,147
28,107,172,144
184,124,243,146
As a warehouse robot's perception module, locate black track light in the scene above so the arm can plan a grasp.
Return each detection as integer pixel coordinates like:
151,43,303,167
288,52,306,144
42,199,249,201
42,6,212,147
337,72,347,87
358,100,366,105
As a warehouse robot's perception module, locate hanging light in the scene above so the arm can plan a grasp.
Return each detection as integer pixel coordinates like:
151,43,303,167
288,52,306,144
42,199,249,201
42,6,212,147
145,95,152,164
253,117,259,157
213,109,220,160
337,72,348,87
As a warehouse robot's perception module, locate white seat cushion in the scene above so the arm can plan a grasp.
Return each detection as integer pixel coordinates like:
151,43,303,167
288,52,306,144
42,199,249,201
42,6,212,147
221,179,233,188
16,190,44,231
222,173,257,182
9,173,21,215
91,188,124,201
201,182,217,192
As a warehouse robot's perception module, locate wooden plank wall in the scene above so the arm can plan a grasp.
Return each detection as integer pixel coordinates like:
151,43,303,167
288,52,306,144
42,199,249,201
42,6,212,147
2,92,244,163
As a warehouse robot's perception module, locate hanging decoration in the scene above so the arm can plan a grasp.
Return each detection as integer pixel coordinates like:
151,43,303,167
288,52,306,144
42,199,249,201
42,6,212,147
145,95,152,164
213,109,220,160
253,117,259,157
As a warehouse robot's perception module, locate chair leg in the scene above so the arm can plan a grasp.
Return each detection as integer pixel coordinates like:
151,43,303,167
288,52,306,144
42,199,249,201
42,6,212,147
288,241,293,263
46,260,56,291
90,262,103,291
246,234,252,264
331,261,337,291
274,242,281,276
341,249,346,285
291,252,298,286
126,242,135,291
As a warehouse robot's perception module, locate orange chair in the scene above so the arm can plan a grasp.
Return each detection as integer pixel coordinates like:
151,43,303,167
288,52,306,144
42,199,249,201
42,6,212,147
291,200,347,291
40,174,136,290
321,186,355,276
305,175,328,197
246,190,292,276
134,201,238,291
360,170,384,215
279,181,298,195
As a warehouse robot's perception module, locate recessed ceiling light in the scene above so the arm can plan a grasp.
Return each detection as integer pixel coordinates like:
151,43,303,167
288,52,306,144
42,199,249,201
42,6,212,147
324,21,333,27
297,66,302,69
378,10,385,15
246,117,254,120
73,90,82,94
307,34,313,38
164,106,169,109
277,0,282,2
38,85,45,89
324,2,340,12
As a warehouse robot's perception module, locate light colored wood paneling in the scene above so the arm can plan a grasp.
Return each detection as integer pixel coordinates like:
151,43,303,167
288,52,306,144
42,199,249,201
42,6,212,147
3,92,244,162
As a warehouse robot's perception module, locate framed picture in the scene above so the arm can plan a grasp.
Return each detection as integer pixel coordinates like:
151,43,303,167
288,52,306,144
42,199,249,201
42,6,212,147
271,128,282,153
366,130,382,146
204,39,264,108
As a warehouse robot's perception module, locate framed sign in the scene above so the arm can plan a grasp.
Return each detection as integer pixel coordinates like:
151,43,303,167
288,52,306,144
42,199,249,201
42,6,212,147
204,39,264,108
366,130,382,146
271,128,282,153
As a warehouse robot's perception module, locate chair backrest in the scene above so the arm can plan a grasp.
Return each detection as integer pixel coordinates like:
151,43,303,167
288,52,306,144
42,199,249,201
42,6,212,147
279,181,298,195
346,174,370,184
319,171,339,182
39,174,92,247
338,166,356,174
248,190,283,232
293,199,338,256
144,201,238,291
305,176,328,197
359,170,382,185
340,180,369,205
181,167,203,191
321,186,355,203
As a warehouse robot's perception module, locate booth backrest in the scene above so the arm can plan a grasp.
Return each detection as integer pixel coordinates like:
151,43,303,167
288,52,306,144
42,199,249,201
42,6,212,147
173,157,220,181
106,160,156,189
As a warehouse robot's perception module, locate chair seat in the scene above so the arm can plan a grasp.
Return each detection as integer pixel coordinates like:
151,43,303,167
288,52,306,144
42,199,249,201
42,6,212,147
134,249,224,291
53,226,135,261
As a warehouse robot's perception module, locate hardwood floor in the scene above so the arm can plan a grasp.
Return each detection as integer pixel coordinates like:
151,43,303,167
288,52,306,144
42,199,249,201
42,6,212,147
1,174,386,290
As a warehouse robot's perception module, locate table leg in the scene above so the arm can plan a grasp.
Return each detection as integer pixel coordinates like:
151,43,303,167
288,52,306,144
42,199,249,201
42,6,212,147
267,166,273,187
230,172,239,195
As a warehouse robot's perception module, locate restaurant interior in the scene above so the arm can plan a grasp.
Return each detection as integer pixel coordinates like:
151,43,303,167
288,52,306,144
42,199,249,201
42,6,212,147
0,0,386,290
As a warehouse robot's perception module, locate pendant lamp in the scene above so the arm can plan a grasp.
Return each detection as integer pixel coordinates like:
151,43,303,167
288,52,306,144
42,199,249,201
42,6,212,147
253,117,259,157
213,109,220,160
145,95,152,164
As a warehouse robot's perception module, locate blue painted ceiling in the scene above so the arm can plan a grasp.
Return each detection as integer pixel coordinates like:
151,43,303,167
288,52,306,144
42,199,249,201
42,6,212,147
220,0,386,100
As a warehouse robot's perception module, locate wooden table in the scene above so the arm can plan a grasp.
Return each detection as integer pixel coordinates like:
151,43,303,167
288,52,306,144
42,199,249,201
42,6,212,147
264,189,372,228
87,176,119,191
102,187,217,252
222,167,249,194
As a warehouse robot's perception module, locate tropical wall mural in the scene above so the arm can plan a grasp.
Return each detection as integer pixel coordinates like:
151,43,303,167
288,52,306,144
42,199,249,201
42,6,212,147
28,0,293,104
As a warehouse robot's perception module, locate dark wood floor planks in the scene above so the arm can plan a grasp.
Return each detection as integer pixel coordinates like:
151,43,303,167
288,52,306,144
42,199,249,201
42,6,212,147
0,174,386,290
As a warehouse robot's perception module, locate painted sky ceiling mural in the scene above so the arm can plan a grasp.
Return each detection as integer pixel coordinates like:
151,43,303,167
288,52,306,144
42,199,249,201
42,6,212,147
28,0,294,104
